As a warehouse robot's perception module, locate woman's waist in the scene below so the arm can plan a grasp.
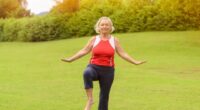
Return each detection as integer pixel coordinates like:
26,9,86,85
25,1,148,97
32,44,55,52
88,64,114,69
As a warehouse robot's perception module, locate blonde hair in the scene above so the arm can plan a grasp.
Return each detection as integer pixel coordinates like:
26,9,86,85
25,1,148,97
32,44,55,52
94,16,115,33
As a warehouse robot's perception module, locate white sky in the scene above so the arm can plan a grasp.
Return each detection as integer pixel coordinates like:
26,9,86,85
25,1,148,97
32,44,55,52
26,0,57,14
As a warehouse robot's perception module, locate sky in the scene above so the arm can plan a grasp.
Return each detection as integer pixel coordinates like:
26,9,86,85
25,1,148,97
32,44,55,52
26,0,57,14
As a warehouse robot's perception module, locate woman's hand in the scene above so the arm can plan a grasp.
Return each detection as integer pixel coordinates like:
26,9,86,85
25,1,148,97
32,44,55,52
61,58,72,63
134,61,147,65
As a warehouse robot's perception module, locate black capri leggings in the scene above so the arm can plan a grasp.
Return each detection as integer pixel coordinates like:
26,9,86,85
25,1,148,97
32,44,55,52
83,64,115,110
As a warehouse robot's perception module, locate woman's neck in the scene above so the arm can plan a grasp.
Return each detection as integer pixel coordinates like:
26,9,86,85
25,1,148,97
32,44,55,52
100,33,110,40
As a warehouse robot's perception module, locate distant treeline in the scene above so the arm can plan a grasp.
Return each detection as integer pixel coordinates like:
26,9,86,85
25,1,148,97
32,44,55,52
0,0,199,41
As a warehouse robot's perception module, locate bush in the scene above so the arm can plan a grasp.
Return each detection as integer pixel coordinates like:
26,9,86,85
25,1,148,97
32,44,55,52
0,0,199,42
2,18,23,41
0,19,4,40
23,15,66,41
0,15,67,42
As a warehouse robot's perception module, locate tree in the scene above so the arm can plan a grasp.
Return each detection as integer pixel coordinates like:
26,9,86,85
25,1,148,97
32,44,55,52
0,0,30,18
51,0,80,14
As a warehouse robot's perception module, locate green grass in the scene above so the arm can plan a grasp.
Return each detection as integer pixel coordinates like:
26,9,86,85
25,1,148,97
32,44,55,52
0,31,200,110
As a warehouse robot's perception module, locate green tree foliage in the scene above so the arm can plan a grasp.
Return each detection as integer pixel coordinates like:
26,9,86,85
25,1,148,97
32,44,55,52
0,0,199,41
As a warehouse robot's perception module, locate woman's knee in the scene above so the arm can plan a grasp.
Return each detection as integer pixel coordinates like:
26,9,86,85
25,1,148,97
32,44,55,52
83,68,93,79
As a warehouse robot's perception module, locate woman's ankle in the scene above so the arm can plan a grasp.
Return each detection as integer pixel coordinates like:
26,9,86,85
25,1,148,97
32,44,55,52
88,98,94,104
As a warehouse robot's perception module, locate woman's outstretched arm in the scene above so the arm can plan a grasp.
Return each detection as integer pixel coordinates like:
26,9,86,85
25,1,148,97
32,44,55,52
61,37,95,62
115,37,146,65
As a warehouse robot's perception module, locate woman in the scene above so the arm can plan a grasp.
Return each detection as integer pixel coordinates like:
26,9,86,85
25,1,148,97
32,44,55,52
61,16,146,110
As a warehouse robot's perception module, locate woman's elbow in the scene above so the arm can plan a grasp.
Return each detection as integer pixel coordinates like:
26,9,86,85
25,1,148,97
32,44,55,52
117,52,124,57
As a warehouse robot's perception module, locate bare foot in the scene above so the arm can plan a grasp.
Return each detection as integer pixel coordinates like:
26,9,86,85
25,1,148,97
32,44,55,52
84,99,94,110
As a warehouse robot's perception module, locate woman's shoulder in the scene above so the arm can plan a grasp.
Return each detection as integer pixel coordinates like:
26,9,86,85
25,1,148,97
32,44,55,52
89,35,97,41
111,35,119,42
87,35,97,45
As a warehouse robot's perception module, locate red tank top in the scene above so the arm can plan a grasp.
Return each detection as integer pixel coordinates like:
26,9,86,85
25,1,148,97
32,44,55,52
90,35,115,67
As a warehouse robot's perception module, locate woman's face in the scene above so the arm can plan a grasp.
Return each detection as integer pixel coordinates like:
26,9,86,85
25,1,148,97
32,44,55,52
99,19,111,34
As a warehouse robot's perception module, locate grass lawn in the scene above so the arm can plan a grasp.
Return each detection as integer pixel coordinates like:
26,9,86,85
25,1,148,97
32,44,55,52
0,31,200,110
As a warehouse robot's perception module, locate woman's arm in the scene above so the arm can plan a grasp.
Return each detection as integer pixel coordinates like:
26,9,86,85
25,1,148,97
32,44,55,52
115,37,146,65
61,37,96,62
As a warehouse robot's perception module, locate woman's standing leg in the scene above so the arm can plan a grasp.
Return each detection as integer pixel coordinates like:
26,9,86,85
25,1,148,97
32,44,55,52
98,69,114,110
